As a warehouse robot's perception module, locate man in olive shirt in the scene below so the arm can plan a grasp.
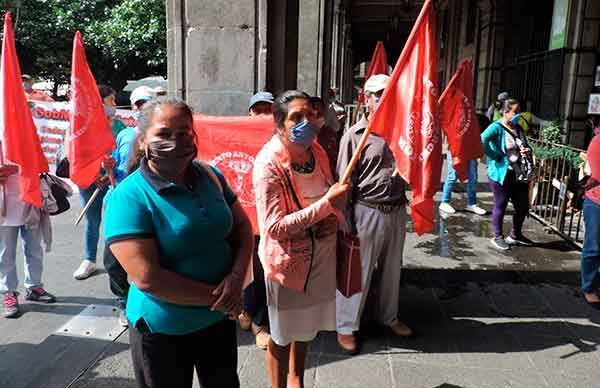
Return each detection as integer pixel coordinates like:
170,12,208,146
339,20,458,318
336,74,413,354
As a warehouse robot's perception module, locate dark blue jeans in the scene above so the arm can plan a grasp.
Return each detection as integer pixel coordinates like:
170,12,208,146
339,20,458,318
79,185,108,262
582,198,600,294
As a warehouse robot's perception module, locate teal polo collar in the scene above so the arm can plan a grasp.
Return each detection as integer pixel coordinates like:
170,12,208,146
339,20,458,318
140,158,204,194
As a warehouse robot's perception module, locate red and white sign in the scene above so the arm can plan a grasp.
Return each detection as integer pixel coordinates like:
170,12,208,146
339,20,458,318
30,102,136,173
194,114,274,233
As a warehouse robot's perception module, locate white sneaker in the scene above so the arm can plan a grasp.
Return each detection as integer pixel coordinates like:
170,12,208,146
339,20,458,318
73,260,97,280
118,308,128,327
465,204,487,216
439,202,456,214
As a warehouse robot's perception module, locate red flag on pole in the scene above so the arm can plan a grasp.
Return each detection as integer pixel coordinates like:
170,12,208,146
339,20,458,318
193,114,274,233
369,0,442,235
359,41,389,104
69,31,115,189
0,12,49,207
438,59,483,181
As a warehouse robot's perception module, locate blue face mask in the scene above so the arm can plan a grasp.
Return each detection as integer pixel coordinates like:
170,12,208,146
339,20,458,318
509,113,522,128
289,120,319,149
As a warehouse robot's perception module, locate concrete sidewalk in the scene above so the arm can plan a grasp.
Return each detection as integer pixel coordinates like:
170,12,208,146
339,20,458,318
0,166,594,388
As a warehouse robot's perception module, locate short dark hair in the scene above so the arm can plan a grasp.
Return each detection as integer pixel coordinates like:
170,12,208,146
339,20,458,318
494,93,511,110
501,98,520,114
137,96,194,136
309,96,326,113
98,85,116,100
272,90,310,129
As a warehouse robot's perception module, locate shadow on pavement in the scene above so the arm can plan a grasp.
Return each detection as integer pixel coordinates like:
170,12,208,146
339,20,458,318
0,333,129,388
16,296,119,318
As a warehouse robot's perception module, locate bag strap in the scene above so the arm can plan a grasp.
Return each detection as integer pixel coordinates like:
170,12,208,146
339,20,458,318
585,178,600,192
196,161,223,194
502,125,519,141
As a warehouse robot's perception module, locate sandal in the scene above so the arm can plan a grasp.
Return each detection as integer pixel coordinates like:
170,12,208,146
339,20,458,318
584,293,600,309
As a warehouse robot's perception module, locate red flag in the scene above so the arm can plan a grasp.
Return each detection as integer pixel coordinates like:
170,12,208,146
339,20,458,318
369,0,442,235
193,114,273,233
0,13,49,207
359,41,389,103
438,59,483,181
69,31,115,188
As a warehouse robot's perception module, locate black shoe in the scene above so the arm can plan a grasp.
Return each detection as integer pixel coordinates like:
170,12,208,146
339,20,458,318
490,237,510,251
506,234,534,246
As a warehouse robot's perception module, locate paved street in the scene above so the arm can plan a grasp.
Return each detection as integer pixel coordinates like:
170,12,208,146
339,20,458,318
0,170,598,387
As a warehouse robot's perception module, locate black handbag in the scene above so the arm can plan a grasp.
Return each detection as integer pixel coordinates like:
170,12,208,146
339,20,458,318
503,126,534,182
573,176,600,210
41,173,72,215
55,157,70,178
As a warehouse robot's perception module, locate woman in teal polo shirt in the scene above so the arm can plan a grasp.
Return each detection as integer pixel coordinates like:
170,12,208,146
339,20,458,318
104,97,253,388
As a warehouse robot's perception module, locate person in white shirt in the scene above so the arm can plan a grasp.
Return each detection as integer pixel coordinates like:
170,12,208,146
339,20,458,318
0,165,55,318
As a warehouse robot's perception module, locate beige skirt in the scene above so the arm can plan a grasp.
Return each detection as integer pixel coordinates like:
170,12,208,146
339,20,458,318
266,233,337,346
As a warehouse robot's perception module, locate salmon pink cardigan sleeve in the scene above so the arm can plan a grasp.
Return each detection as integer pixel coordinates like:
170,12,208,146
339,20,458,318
254,166,334,241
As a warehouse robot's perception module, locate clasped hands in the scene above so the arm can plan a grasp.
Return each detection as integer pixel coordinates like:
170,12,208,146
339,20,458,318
211,271,244,320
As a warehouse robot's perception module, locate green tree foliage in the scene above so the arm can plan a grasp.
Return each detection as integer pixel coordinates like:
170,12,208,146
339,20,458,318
86,0,166,69
0,0,166,95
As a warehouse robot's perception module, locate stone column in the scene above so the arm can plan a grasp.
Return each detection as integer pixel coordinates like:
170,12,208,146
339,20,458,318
166,0,267,115
330,3,341,89
297,0,327,96
561,0,600,146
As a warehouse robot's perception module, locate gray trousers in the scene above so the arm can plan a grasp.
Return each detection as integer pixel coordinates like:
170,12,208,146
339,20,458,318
336,203,407,334
0,225,44,293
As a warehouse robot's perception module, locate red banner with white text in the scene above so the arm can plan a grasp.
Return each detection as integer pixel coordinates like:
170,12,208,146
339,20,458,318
193,114,274,233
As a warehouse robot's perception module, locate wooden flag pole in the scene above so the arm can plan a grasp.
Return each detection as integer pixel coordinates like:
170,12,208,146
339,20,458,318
75,186,101,226
340,127,372,184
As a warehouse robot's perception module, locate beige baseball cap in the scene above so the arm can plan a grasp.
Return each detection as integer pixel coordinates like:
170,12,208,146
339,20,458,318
364,74,390,94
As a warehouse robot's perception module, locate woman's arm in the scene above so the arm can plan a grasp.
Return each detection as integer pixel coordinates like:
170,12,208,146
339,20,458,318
481,125,504,161
109,238,218,307
211,200,254,314
255,172,334,241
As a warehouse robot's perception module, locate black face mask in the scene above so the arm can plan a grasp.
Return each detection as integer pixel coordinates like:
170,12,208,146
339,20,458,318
145,136,197,180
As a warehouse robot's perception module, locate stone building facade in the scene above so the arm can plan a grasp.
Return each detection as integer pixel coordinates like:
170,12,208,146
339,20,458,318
167,0,600,147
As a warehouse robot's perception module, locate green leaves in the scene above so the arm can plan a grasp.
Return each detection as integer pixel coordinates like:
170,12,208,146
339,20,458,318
541,119,563,143
1,0,165,93
533,145,583,169
86,0,166,69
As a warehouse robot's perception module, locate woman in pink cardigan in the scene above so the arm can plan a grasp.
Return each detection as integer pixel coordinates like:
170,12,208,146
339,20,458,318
253,90,348,388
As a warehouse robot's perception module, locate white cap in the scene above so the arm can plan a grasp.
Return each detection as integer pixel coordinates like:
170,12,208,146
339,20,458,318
364,74,390,94
154,86,167,95
130,86,156,105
